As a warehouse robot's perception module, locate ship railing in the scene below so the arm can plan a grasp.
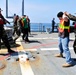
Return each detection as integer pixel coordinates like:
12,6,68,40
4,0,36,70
5,22,58,33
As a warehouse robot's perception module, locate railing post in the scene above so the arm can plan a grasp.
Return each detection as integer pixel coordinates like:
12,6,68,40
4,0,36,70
39,23,42,32
42,26,45,32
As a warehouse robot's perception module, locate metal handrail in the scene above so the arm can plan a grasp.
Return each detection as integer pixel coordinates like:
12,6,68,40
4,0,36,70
5,22,58,32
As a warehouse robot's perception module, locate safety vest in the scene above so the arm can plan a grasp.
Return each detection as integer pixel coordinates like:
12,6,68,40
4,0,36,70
58,20,70,33
21,19,24,27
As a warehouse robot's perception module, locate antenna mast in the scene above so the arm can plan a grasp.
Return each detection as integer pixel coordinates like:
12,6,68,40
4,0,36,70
22,0,24,16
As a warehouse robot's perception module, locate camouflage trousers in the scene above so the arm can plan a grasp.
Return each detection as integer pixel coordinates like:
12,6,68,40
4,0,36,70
0,28,11,49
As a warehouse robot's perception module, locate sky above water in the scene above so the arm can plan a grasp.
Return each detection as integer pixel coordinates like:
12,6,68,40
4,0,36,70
0,0,76,23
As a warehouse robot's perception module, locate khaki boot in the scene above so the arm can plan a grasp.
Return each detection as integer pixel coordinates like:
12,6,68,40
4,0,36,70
62,63,73,67
54,53,63,57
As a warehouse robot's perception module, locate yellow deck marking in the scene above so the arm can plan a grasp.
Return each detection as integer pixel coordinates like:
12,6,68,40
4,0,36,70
16,38,34,75
0,49,7,54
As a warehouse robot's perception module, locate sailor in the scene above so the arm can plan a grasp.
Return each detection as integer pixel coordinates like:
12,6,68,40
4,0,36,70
13,15,19,36
55,11,74,67
0,8,15,53
64,11,76,54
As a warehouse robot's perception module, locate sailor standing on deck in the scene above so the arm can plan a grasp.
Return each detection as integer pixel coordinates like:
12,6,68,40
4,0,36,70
13,15,19,36
26,16,31,35
55,11,74,67
52,18,55,32
0,8,15,53
22,15,29,43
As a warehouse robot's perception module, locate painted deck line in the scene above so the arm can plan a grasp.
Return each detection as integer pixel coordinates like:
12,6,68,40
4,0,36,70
29,37,75,40
41,47,73,51
19,49,37,51
29,37,53,40
0,49,10,60
29,42,58,49
16,39,34,75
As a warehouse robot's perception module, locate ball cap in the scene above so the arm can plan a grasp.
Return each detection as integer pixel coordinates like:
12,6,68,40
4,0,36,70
0,8,3,11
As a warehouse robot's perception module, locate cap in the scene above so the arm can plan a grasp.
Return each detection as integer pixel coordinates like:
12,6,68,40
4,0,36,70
0,8,3,11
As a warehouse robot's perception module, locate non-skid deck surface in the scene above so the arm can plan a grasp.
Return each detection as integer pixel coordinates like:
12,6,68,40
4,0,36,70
0,32,76,75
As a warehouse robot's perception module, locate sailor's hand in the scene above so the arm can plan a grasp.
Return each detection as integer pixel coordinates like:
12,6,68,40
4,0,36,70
64,11,69,16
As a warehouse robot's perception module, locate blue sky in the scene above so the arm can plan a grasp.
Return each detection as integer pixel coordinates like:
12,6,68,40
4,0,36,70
0,0,76,23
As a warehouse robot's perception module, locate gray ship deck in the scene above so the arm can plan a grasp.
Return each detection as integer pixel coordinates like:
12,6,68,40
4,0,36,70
0,32,76,75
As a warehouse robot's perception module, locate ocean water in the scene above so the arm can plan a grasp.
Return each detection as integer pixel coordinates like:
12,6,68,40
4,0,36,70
30,23,58,32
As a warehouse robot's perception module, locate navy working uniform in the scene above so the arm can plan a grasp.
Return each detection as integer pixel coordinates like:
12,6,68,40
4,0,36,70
0,8,15,53
64,12,76,54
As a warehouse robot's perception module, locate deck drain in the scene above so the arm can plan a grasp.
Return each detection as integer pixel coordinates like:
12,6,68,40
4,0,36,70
19,51,36,62
37,52,39,54
6,57,16,62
